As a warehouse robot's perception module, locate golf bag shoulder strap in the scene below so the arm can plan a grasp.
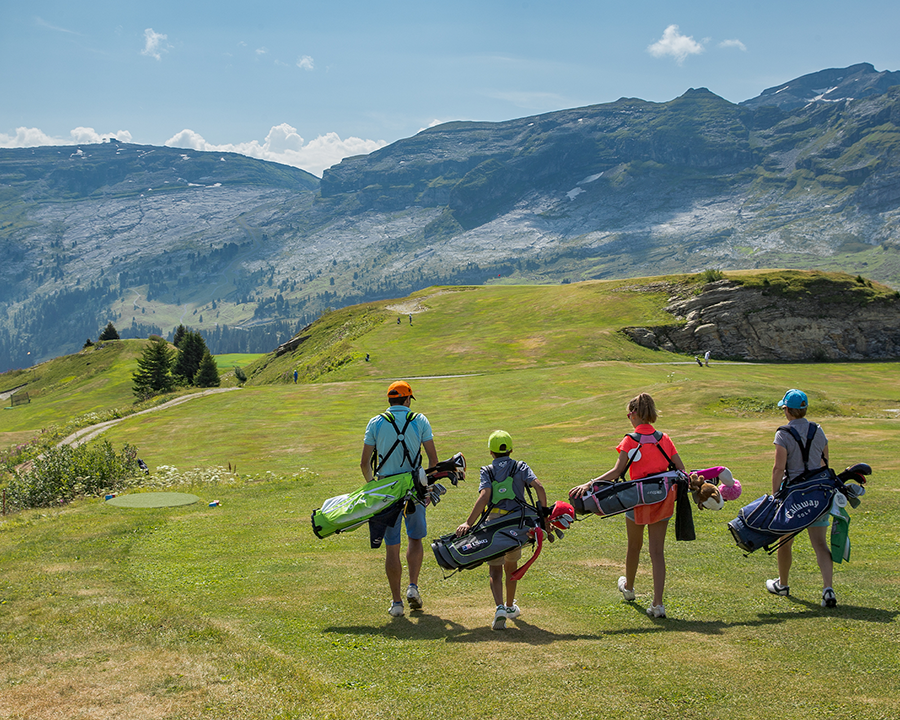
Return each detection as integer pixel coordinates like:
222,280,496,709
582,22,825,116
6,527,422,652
373,411,421,475
627,430,664,444
478,460,542,525
482,460,524,507
619,431,675,480
778,422,820,471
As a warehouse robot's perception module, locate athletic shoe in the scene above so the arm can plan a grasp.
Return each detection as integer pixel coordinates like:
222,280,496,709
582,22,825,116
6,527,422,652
766,579,790,596
406,584,423,611
646,604,666,618
491,604,507,631
647,605,666,618
822,587,837,608
388,601,404,617
617,576,636,601
505,603,521,620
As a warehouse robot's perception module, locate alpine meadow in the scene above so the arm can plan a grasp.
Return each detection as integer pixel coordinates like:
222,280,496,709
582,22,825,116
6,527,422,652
1,273,898,720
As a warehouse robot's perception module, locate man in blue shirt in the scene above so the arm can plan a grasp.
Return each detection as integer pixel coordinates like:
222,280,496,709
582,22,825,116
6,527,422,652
360,381,438,617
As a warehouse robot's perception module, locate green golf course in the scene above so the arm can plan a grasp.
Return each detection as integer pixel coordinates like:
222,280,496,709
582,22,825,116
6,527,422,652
2,274,898,720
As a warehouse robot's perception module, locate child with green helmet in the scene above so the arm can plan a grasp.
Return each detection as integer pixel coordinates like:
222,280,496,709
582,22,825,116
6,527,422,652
455,430,548,630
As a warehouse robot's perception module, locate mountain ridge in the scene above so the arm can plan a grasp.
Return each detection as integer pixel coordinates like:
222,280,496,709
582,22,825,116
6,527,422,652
2,63,900,371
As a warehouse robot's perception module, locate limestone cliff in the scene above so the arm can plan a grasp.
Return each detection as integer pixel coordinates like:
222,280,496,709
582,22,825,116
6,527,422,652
622,276,900,361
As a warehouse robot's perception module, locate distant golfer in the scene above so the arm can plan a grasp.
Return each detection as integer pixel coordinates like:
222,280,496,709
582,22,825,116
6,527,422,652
704,350,711,366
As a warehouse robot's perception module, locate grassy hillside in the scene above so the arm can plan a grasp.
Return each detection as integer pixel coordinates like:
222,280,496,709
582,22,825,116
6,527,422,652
1,362,898,719
0,340,147,436
243,277,686,385
1,273,899,719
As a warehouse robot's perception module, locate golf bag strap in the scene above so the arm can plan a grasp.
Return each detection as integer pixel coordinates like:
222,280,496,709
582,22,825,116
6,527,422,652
475,461,544,532
373,411,422,475
618,431,676,481
481,460,524,518
778,422,822,471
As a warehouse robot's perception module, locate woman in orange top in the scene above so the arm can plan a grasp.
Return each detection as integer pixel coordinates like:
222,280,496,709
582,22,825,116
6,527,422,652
569,393,686,618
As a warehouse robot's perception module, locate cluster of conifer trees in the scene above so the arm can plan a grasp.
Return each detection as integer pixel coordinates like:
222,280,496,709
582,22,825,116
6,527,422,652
131,324,220,400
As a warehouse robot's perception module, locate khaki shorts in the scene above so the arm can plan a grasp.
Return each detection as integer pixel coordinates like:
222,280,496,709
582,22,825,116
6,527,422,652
487,546,522,566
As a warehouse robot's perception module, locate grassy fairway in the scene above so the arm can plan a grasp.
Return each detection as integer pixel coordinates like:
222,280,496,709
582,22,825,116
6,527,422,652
2,359,899,720
2,276,899,719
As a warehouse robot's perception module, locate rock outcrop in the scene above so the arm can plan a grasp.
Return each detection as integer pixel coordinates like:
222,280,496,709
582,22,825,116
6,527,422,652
622,279,900,361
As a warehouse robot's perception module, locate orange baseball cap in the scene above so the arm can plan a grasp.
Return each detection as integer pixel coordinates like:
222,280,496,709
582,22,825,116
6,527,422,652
387,381,415,399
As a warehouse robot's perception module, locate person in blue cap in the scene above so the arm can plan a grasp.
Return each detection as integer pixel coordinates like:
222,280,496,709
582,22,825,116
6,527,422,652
766,389,836,607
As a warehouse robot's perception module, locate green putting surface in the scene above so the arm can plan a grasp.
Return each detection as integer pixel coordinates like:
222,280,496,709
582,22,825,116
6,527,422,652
105,492,201,508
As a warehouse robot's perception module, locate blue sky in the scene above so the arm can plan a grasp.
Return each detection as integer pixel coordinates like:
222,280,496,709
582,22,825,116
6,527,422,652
2,1,899,176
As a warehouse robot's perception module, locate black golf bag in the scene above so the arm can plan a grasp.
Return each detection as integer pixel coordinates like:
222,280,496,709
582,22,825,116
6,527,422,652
432,505,543,572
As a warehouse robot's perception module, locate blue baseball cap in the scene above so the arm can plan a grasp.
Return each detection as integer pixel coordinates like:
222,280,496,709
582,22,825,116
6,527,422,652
778,389,808,409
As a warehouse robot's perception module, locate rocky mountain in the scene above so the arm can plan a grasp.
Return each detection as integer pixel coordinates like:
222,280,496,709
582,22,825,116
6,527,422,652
622,273,900,362
740,63,900,111
2,63,900,372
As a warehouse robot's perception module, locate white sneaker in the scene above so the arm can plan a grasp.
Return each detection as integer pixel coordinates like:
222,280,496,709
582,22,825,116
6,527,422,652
646,604,666,618
491,604,507,630
822,587,837,608
766,579,790,596
406,584,423,611
617,576,636,601
388,601,404,617
505,603,521,620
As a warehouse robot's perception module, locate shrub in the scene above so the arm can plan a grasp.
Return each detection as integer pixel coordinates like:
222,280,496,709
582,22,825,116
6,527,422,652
3,441,143,511
698,269,724,283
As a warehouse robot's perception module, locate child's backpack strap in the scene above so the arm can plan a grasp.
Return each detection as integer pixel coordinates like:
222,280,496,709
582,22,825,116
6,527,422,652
483,460,524,509
778,422,820,471
619,431,675,479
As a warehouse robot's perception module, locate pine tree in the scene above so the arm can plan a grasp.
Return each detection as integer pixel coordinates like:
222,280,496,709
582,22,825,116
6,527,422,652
172,331,207,384
194,350,220,388
173,324,187,348
132,337,174,400
98,321,120,341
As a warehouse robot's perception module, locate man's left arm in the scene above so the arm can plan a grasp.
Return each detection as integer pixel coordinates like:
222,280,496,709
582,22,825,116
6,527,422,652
422,438,438,469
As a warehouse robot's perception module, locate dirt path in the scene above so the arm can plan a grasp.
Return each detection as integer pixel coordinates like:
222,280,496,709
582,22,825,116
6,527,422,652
58,387,239,448
1,384,28,402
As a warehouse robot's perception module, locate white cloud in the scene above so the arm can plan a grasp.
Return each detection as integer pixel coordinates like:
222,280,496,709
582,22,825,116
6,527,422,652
165,123,386,176
0,126,133,147
0,123,384,177
647,25,704,65
141,28,169,61
256,47,268,56
719,39,747,51
35,17,79,35
297,55,314,70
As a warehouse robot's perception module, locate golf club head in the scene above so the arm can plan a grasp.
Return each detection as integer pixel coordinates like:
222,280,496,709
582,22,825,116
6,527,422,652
839,462,872,484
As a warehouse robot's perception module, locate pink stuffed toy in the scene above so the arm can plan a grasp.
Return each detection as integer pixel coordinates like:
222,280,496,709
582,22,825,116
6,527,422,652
691,466,742,503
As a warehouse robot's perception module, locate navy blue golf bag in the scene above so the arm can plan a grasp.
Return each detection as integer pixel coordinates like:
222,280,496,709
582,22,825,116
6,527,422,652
727,463,869,554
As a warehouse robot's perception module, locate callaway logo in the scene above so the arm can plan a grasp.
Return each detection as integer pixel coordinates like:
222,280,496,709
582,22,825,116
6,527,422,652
784,499,819,520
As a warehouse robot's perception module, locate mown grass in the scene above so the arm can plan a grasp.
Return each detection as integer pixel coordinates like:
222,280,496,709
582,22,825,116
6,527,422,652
2,358,899,720
213,353,265,371
2,275,899,719
245,280,685,386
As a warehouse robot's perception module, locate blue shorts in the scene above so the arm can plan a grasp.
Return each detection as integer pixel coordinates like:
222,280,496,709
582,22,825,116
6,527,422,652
384,503,427,546
809,514,831,529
